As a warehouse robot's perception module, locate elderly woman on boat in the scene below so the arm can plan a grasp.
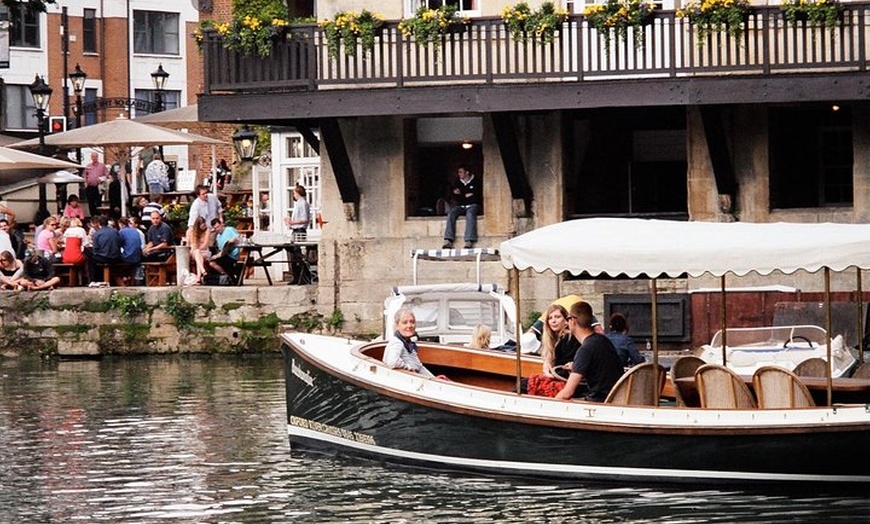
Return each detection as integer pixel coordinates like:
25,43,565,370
383,307,435,378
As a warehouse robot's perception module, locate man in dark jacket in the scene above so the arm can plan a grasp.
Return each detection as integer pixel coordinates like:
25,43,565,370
86,215,121,283
442,166,482,249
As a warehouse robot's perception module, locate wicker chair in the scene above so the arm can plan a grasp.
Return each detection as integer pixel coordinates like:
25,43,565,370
752,366,815,409
851,362,870,379
670,355,705,407
695,364,757,409
604,362,666,406
792,357,828,378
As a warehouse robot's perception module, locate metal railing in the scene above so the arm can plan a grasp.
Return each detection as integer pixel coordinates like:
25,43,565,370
202,5,869,94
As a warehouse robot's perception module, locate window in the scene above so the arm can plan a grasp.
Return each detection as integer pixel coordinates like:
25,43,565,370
2,84,38,131
280,134,321,228
405,0,479,16
133,89,180,116
82,8,97,53
133,11,179,55
405,117,484,217
1,3,40,48
565,107,687,218
83,88,98,126
769,105,853,209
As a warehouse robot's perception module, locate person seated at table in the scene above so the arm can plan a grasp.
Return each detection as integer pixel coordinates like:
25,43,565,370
85,215,121,284
142,211,174,262
186,216,211,285
19,250,61,290
35,217,62,261
209,218,241,281
118,217,142,265
61,217,87,266
137,196,165,230
62,195,86,220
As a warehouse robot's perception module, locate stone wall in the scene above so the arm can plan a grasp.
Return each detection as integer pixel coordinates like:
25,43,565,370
0,286,340,357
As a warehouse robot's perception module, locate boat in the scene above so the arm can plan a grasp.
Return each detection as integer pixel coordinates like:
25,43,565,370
698,324,857,378
280,218,870,484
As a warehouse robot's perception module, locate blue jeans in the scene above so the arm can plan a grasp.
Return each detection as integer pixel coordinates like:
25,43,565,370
444,204,479,242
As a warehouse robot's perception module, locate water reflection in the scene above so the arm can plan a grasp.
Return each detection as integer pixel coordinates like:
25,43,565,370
1,355,868,523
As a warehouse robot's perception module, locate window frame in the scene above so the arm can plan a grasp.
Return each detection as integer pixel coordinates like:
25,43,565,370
3,3,40,48
82,8,97,53
404,0,480,17
132,10,180,55
2,84,38,131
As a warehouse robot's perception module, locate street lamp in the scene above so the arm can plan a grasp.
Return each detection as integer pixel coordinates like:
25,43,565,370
150,63,169,113
28,74,53,222
232,126,258,162
28,74,53,155
68,63,87,162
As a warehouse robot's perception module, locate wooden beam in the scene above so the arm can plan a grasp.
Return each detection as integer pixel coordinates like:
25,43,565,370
491,113,532,211
318,118,360,209
699,105,737,198
292,121,320,154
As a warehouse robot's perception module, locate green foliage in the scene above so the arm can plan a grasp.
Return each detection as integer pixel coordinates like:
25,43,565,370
287,310,325,332
583,0,656,49
399,4,469,47
524,310,541,331
165,292,198,330
678,0,751,42
10,295,50,317
501,1,569,44
325,309,345,333
231,0,287,21
781,0,841,32
320,10,385,60
108,292,148,320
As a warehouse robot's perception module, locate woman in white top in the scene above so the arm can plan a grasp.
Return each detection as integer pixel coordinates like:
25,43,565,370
383,307,434,378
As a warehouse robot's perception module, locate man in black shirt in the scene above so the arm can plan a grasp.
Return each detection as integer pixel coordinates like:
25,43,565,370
556,301,625,402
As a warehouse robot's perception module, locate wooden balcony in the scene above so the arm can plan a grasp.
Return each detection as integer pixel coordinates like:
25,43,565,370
200,5,870,121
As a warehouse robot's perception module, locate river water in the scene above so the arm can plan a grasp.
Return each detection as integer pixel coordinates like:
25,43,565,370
1,354,868,523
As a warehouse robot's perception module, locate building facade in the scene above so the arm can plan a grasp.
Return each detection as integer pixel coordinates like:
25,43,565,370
203,1,870,336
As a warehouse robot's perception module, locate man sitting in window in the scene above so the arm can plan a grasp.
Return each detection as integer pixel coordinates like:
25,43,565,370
442,166,482,249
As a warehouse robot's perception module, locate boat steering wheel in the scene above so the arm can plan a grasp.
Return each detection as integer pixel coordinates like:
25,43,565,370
783,335,815,348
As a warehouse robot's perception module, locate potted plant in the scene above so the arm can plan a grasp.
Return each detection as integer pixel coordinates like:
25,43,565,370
781,0,842,28
583,0,656,49
399,4,469,47
501,1,570,44
677,0,751,42
199,16,290,57
320,10,385,60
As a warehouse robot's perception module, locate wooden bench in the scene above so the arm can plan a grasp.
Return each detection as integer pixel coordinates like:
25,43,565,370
53,262,83,287
143,253,177,286
96,262,139,287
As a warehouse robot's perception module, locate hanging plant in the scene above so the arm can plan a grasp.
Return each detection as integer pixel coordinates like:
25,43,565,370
583,0,656,49
398,4,469,47
201,15,289,57
677,0,751,42
501,1,570,45
319,10,385,60
781,0,842,29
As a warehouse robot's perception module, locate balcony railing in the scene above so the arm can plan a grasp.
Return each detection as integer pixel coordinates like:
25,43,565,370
202,5,870,95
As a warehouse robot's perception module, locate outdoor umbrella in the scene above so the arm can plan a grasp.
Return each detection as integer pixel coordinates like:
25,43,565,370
0,145,83,171
10,117,225,215
37,171,86,214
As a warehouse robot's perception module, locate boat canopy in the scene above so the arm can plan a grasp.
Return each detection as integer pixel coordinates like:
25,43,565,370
499,218,870,278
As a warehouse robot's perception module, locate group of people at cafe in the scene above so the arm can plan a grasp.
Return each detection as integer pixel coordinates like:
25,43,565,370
382,294,647,403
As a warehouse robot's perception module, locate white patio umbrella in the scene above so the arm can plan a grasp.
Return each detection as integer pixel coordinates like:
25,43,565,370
0,146,83,171
10,117,225,215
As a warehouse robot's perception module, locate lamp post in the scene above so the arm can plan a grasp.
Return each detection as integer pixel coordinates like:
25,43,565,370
29,74,53,222
150,64,169,159
68,63,87,163
150,63,169,113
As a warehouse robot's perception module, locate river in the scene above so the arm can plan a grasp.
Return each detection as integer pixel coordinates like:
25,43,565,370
1,354,867,523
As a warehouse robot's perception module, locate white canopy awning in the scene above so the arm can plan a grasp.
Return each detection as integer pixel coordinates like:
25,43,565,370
499,218,870,278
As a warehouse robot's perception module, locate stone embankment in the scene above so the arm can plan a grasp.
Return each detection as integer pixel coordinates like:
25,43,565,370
0,285,337,357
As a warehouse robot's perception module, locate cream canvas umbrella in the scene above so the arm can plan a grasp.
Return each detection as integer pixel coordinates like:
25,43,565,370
10,116,225,215
0,145,83,171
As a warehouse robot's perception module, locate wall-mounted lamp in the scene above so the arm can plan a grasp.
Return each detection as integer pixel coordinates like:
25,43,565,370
461,141,473,150
232,126,258,161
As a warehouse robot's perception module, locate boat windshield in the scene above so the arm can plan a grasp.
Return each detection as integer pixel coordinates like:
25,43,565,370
710,325,827,348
